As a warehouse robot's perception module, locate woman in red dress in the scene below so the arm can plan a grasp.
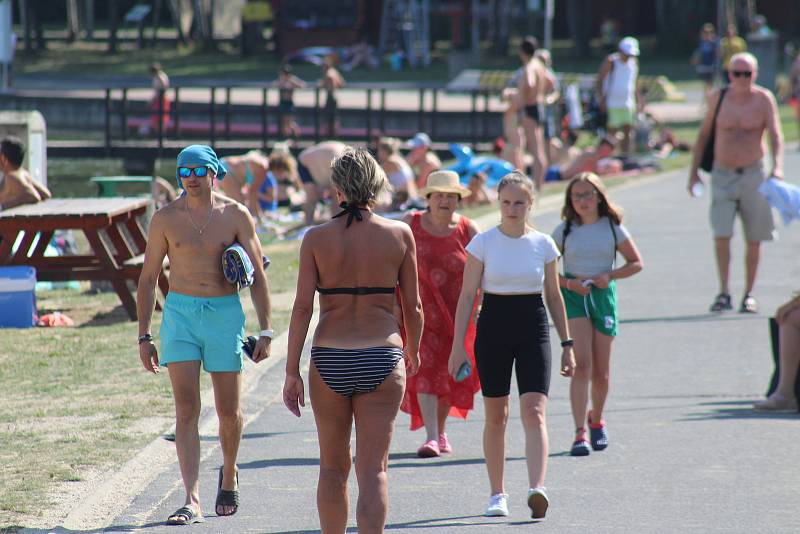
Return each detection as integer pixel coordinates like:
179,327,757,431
401,170,481,457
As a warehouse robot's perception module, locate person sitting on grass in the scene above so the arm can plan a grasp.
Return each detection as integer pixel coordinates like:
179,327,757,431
754,293,800,412
377,137,419,210
0,136,51,212
405,132,442,189
257,151,305,217
545,137,616,182
463,171,493,207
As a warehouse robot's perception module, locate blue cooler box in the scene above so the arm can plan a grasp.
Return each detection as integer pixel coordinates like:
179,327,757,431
0,266,37,328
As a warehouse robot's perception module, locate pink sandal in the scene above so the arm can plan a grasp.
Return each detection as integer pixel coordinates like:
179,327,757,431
438,433,452,454
417,439,440,458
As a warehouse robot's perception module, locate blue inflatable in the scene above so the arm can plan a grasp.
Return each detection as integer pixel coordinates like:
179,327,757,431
445,144,515,187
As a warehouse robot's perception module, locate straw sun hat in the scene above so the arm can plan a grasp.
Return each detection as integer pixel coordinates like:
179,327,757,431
418,170,471,198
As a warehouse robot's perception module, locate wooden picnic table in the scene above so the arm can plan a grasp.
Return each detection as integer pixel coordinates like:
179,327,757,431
0,198,169,321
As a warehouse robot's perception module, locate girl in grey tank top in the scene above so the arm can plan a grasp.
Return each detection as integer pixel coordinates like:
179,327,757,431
552,173,643,458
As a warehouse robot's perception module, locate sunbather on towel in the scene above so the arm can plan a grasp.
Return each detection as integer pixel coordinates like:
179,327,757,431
545,137,616,182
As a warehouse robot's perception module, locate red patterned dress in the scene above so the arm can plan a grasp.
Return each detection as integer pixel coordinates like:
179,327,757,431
401,212,480,430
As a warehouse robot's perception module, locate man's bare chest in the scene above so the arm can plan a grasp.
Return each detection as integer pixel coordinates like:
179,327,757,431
166,222,237,262
717,99,764,131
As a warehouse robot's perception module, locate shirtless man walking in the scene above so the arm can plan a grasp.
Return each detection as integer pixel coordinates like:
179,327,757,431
137,145,272,525
0,136,51,211
688,52,784,314
517,36,553,190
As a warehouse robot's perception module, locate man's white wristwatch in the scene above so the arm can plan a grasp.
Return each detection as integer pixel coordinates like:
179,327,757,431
259,329,274,339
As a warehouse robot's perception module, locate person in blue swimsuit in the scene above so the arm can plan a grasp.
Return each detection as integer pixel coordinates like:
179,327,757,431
257,151,304,215
283,147,423,533
217,150,270,219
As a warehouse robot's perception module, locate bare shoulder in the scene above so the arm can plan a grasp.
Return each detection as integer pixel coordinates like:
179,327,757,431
3,170,26,186
383,159,400,172
464,216,481,236
754,85,777,104
374,213,413,236
149,199,179,229
216,193,248,217
395,218,415,244
705,88,723,114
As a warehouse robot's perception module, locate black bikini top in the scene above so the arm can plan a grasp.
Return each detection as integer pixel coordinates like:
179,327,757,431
332,201,368,228
318,202,395,296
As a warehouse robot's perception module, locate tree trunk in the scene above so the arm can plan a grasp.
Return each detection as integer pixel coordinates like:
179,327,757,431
18,0,31,51
108,0,119,53
566,0,591,58
167,0,186,44
492,0,511,55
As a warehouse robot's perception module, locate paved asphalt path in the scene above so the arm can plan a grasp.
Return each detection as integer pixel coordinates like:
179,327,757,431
97,157,799,533
10,74,704,122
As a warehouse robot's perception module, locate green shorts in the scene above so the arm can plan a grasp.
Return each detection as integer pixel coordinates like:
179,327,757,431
607,107,635,128
159,292,246,372
561,274,619,337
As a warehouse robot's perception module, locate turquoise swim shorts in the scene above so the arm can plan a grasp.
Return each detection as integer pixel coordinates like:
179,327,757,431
159,292,246,372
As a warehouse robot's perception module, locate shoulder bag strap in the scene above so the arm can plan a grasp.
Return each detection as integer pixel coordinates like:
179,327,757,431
561,220,572,276
608,217,618,269
711,87,727,133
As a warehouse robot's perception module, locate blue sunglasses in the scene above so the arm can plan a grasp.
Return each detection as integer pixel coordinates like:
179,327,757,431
178,166,211,178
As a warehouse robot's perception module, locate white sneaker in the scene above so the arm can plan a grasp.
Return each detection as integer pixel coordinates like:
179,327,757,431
485,493,509,517
527,487,549,520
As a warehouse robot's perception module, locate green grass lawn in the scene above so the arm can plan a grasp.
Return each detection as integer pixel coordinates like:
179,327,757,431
13,38,709,85
0,281,289,529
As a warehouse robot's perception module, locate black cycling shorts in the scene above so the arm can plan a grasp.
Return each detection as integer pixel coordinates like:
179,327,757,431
474,292,551,398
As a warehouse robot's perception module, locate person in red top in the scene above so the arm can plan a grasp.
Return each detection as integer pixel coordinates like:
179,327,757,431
401,170,481,457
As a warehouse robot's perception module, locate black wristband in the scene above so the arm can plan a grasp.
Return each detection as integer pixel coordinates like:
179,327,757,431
138,333,154,344
560,338,574,348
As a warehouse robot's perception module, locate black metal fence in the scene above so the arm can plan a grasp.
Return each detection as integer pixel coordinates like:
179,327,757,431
102,84,501,154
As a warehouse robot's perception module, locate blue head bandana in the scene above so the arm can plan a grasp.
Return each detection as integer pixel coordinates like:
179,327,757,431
175,145,227,188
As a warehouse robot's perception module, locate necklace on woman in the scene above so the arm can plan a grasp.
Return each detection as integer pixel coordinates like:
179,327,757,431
186,197,214,235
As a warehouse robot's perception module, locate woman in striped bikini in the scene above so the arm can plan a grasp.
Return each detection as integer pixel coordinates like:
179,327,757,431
283,147,423,534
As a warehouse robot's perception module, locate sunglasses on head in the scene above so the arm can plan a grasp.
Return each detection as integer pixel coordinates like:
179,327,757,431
178,166,211,178
731,70,752,78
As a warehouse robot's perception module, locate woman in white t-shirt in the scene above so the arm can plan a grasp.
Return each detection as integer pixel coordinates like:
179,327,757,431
552,173,643,457
449,171,575,521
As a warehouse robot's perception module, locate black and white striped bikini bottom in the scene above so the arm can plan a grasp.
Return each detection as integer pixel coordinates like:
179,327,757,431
310,346,404,397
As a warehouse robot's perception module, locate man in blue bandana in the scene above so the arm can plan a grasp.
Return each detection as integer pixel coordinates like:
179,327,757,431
136,144,273,525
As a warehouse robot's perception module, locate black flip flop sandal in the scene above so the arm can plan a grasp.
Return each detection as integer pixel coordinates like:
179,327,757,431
166,505,205,525
215,466,240,516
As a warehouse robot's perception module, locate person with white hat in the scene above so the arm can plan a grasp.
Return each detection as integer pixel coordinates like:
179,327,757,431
595,36,641,155
400,170,481,458
404,132,442,189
